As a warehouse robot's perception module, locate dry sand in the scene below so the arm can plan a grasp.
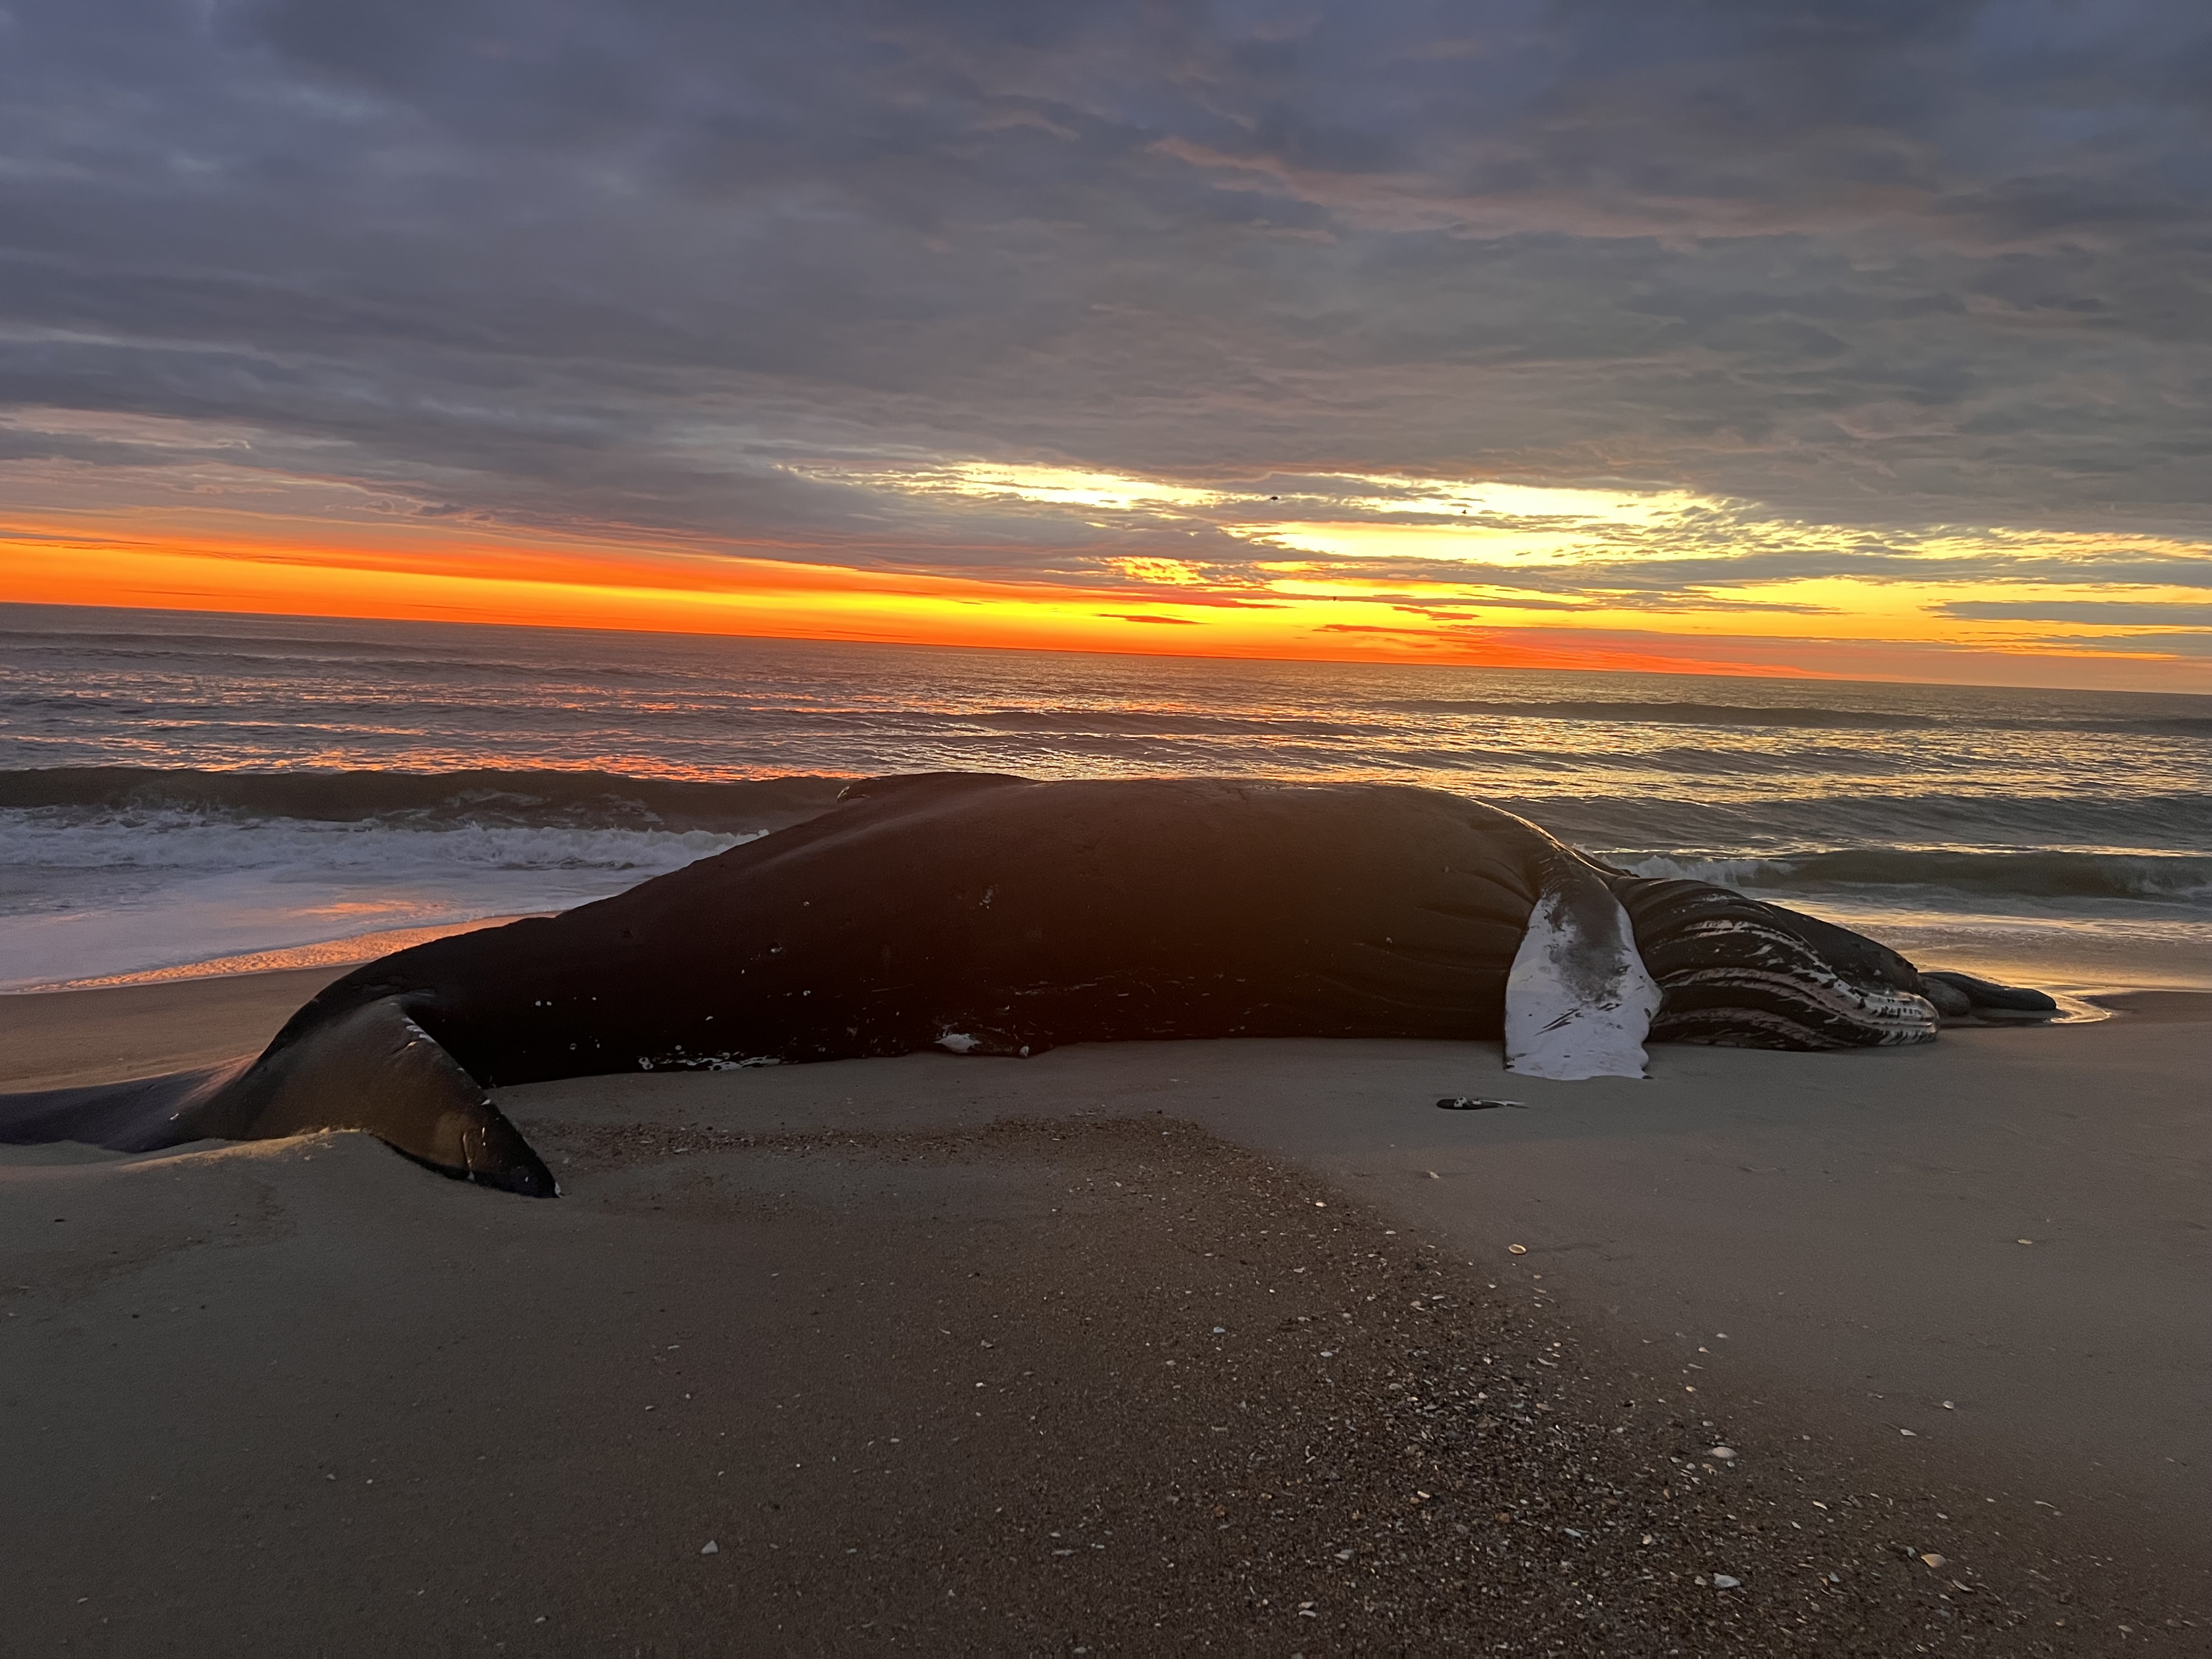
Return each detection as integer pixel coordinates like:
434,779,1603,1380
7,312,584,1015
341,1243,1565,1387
3,973,2205,1655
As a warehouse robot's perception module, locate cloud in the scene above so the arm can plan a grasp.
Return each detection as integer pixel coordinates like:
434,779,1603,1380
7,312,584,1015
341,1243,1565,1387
2026,631,2212,657
1313,623,1438,637
1,0,2210,682
1939,600,2212,627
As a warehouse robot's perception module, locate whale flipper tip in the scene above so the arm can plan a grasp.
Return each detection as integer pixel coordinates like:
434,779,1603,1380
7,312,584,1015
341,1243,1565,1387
1920,969,2061,1021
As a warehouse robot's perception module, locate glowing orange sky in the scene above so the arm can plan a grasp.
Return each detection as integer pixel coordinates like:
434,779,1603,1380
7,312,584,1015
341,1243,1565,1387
5,485,2209,691
0,511,1818,678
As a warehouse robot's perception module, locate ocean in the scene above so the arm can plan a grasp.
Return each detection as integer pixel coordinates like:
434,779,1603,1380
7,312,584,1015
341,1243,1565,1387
3,602,2208,995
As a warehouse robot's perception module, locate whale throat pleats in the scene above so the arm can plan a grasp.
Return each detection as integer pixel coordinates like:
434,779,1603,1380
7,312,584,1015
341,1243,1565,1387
1613,879,1939,1051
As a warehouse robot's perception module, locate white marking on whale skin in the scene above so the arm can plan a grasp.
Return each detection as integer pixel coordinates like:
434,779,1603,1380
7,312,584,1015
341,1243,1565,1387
1504,871,1661,1081
936,1031,982,1054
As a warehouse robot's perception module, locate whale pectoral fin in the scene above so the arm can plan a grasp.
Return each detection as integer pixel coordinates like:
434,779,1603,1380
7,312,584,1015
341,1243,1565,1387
1920,969,2059,1022
1503,856,1661,1081
204,997,557,1196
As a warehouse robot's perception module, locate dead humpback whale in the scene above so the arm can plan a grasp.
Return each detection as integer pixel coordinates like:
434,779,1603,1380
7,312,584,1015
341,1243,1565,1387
0,774,2056,1195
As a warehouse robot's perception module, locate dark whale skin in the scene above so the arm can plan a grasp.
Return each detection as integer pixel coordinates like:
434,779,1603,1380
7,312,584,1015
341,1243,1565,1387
273,773,1557,1085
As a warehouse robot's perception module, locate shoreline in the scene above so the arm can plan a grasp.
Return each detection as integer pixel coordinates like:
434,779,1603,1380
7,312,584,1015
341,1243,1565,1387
4,972,2205,1652
0,913,540,997
2082,988,2212,1023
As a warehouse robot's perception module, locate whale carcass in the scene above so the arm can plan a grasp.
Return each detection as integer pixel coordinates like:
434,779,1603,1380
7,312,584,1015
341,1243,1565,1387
0,774,2056,1194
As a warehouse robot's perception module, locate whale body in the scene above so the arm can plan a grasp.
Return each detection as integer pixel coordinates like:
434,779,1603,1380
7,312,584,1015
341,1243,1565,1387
0,774,2053,1195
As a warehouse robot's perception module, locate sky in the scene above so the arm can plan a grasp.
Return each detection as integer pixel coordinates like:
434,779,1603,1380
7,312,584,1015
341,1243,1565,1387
3,0,2212,689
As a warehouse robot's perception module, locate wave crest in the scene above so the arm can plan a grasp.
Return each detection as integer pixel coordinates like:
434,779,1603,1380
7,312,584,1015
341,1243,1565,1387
1610,848,2212,905
0,766,849,832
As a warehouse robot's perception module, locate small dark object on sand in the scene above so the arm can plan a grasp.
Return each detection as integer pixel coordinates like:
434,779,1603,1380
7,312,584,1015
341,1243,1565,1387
1437,1097,1527,1111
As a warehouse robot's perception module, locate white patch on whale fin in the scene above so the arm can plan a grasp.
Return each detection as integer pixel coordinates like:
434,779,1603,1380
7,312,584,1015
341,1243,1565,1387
1504,861,1661,1082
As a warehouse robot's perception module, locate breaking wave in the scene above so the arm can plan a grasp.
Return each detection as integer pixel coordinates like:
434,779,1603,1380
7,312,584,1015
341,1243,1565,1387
7,768,2207,919
1514,791,2212,856
0,766,849,833
1608,848,2212,906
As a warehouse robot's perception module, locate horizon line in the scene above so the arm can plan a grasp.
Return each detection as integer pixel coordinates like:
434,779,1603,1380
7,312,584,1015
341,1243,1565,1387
15,595,2208,701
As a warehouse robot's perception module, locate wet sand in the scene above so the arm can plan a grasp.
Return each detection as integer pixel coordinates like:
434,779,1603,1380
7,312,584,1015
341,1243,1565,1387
3,974,2206,1654
0,966,345,1090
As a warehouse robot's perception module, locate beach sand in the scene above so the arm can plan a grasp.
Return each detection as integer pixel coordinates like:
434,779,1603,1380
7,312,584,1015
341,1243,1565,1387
3,974,2205,1654
0,966,347,1090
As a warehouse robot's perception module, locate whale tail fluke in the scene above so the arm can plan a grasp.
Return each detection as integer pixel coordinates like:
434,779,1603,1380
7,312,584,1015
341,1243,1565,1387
0,997,556,1197
0,1058,252,1154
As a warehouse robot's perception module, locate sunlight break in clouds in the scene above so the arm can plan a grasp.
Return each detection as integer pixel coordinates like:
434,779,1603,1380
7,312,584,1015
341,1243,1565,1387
896,462,1232,514
762,453,2212,678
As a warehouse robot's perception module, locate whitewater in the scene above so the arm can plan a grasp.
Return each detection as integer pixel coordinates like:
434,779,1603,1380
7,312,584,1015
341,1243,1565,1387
3,602,2208,993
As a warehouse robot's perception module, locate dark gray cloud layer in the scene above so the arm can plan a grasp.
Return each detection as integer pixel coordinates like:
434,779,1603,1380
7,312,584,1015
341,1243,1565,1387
4,0,2212,582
